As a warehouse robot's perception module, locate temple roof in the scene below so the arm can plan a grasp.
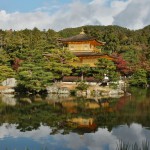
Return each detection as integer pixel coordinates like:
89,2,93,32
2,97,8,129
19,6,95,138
59,30,105,45
59,33,95,42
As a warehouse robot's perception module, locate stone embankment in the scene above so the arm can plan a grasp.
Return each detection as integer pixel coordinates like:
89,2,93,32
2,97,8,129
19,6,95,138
0,78,16,94
46,81,125,98
0,86,15,94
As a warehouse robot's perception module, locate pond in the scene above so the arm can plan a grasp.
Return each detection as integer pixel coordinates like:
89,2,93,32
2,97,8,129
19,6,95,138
0,87,150,150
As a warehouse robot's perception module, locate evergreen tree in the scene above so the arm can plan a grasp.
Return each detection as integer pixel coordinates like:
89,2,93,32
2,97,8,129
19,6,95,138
17,62,54,92
0,65,15,83
45,49,75,80
94,58,119,82
129,69,147,87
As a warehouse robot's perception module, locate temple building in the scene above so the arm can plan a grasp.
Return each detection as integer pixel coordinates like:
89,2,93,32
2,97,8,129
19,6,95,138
59,29,114,67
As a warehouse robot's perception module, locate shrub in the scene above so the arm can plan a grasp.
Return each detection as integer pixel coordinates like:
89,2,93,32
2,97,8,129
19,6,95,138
76,81,89,91
129,69,147,87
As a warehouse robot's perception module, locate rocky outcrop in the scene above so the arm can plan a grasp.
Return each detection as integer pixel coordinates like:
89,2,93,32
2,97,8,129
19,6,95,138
46,86,58,93
46,86,70,94
75,87,124,98
100,89,124,98
0,86,15,94
46,82,125,98
2,78,17,87
0,78,17,94
109,89,124,95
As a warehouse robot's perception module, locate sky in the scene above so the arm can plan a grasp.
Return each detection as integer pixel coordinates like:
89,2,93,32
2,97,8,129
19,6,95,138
0,0,150,31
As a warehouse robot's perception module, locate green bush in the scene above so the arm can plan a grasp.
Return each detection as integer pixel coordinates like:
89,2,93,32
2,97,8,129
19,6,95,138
76,81,89,91
129,69,148,87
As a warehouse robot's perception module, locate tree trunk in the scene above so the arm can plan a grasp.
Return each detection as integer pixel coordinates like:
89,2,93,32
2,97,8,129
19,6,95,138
81,72,84,81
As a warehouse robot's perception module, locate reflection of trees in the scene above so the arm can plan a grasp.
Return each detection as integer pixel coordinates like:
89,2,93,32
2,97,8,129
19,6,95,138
0,88,149,134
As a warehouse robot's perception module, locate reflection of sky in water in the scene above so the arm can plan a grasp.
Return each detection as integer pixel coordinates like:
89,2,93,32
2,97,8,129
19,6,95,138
0,123,150,150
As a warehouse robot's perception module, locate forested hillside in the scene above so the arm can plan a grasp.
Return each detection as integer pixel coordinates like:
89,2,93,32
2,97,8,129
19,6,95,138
0,25,150,92
59,25,150,71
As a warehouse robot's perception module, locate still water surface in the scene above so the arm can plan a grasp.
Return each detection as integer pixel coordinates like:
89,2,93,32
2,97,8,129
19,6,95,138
0,87,150,150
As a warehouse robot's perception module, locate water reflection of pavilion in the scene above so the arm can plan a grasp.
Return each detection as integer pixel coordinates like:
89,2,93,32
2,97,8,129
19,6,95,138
45,95,113,134
68,117,97,133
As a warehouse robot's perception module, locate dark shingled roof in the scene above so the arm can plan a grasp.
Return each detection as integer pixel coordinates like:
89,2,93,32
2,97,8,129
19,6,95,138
59,33,95,42
59,32,105,45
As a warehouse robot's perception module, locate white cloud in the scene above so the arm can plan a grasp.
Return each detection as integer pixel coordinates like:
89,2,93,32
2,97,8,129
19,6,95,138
112,123,149,145
0,0,150,31
113,0,150,29
49,0,130,30
0,10,51,30
53,128,118,150
0,123,51,140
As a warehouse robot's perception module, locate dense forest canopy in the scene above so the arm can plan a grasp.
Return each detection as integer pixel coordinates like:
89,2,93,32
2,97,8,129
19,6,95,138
0,25,150,92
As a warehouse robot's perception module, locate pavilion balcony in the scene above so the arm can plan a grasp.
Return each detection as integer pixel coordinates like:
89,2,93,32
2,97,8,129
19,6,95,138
63,47,101,53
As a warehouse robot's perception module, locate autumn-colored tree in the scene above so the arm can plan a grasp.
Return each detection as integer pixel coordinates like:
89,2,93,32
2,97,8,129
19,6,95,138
12,58,23,71
115,55,130,75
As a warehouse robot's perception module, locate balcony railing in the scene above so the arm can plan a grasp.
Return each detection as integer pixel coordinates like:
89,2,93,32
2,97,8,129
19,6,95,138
63,47,101,53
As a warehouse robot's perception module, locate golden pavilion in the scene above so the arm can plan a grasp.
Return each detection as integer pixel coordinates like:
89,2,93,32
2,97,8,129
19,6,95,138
59,29,114,67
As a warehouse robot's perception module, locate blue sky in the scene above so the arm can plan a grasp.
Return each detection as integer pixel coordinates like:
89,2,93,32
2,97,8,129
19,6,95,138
0,0,45,12
0,0,58,12
0,0,91,12
0,0,149,31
